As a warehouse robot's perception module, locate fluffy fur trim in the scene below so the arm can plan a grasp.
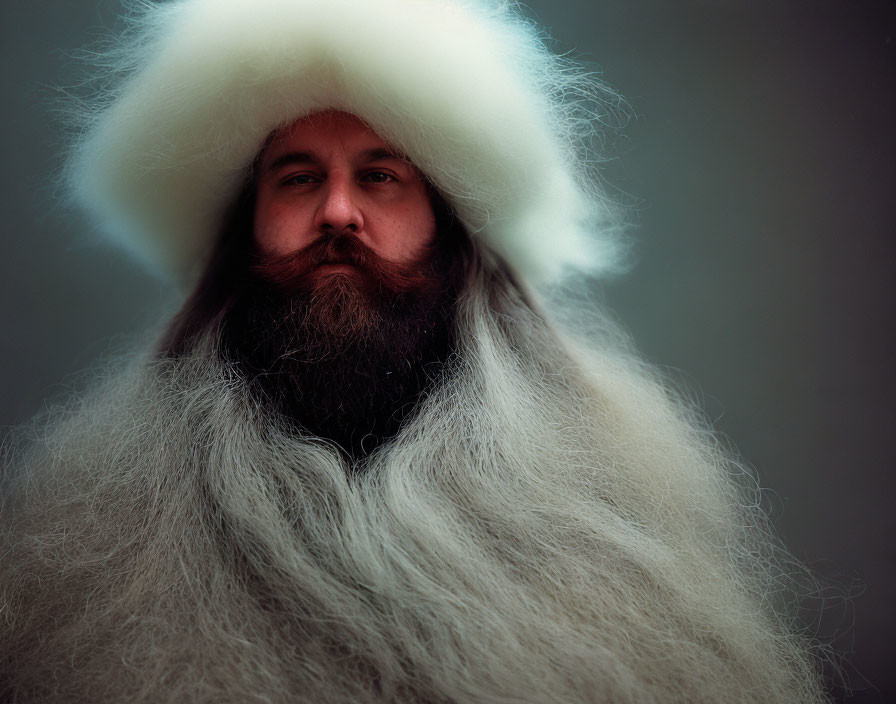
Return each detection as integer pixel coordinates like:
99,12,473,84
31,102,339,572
68,0,625,284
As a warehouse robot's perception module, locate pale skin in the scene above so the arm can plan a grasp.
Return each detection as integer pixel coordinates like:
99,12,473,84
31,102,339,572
254,110,437,273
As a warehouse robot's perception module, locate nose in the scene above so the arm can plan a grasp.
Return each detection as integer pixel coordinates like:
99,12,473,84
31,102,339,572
313,176,364,234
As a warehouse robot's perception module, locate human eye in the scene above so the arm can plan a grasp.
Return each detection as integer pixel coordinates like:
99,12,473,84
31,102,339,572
282,172,320,187
361,170,396,184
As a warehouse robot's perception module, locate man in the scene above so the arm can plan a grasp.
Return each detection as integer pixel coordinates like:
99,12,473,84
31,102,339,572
2,0,828,702
164,110,468,462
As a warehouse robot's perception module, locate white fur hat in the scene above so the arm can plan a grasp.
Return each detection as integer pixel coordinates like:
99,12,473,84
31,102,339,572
69,0,623,284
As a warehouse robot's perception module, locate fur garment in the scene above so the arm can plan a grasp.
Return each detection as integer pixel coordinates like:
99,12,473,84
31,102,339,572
1,249,828,703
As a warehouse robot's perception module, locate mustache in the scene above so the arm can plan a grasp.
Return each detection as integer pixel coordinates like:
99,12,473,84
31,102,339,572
249,232,442,296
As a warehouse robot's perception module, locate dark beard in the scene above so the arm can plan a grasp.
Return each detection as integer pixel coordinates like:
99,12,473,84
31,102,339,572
219,232,462,463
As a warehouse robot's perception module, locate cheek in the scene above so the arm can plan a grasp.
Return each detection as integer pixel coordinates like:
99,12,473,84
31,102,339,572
413,203,438,252
253,198,312,256
383,198,437,262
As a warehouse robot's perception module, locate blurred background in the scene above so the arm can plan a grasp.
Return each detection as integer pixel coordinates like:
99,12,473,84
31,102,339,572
2,1,892,701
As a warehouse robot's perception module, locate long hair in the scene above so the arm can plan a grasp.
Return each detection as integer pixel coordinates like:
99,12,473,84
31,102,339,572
1,240,829,702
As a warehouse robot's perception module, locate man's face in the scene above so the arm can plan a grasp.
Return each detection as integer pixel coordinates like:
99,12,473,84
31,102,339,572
254,110,437,277
219,112,460,458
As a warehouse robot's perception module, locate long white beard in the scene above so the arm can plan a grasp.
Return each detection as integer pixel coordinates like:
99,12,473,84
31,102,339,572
1,259,827,703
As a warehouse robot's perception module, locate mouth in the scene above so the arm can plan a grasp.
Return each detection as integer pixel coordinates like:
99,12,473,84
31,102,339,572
315,262,358,275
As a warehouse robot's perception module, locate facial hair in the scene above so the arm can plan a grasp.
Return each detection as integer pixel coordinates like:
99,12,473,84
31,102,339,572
220,231,463,462
1,243,830,703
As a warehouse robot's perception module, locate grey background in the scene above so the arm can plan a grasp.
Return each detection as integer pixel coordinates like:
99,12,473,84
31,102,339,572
2,1,892,701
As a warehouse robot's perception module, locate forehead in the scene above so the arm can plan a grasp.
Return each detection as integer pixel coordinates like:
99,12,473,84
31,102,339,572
259,111,400,167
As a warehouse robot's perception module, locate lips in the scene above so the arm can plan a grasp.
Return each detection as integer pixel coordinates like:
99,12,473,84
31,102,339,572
315,261,358,274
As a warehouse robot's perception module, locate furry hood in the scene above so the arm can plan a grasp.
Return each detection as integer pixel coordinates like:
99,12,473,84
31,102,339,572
68,0,624,285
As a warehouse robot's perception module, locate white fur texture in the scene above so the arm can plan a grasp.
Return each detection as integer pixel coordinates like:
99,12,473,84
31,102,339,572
1,258,828,702
68,0,625,284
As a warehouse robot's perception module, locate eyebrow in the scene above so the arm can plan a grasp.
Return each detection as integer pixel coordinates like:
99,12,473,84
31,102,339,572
265,147,407,173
